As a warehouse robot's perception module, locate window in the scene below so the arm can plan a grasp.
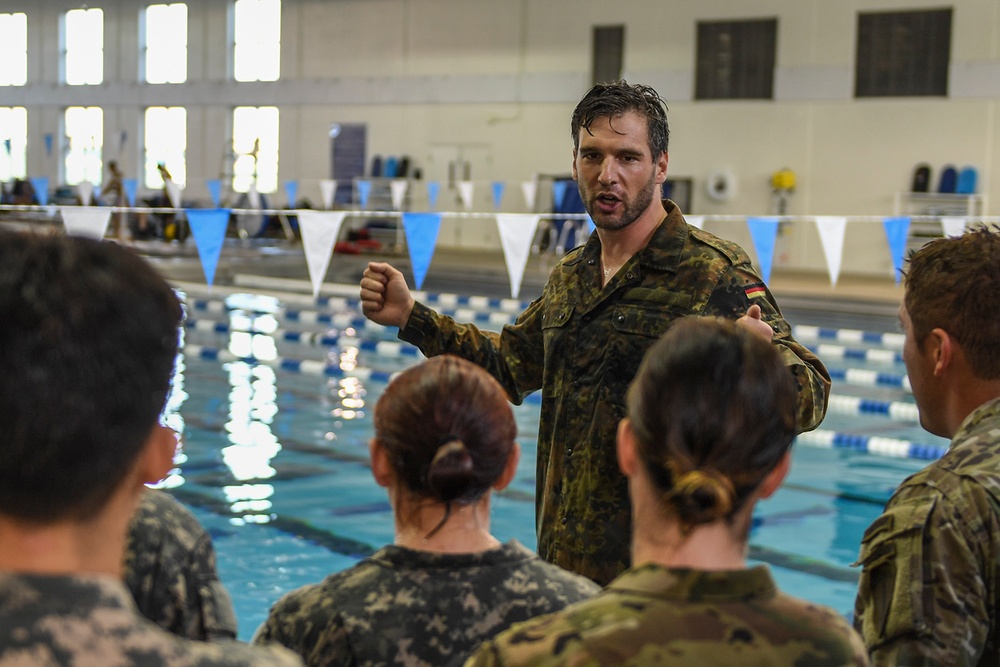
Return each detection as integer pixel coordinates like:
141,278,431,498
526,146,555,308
695,18,777,100
143,3,188,84
233,0,280,82
592,25,625,86
0,107,27,180
64,106,103,185
856,9,951,97
144,107,187,187
232,106,279,193
0,13,27,86
64,8,104,85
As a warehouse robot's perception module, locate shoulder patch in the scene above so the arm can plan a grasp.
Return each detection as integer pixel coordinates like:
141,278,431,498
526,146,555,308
745,283,768,300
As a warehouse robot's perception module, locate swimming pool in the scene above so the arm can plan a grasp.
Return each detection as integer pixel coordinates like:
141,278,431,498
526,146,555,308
162,283,944,640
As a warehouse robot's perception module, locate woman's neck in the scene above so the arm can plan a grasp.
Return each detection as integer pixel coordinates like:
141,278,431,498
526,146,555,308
631,520,748,571
393,495,501,554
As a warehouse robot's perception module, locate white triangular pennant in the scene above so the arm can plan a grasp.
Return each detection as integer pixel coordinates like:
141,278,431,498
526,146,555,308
320,179,337,209
458,181,475,211
164,180,182,209
60,206,111,240
521,181,537,210
941,216,967,238
76,181,94,206
814,216,847,286
686,215,705,230
390,179,409,210
496,214,541,299
296,210,348,298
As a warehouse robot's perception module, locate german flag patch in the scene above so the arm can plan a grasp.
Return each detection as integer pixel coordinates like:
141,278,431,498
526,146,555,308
745,284,767,300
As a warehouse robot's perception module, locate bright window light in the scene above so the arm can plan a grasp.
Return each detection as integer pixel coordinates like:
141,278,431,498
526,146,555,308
0,14,28,86
64,8,104,86
233,0,280,82
232,106,279,193
65,106,104,185
144,107,187,187
0,107,27,180
144,3,188,84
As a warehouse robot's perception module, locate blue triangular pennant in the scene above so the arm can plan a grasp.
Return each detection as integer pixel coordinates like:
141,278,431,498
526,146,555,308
882,216,911,283
426,181,441,209
746,216,780,284
357,180,372,208
552,180,568,209
30,177,49,206
205,179,222,208
402,212,442,290
284,180,299,207
491,181,505,210
186,208,230,287
122,178,138,207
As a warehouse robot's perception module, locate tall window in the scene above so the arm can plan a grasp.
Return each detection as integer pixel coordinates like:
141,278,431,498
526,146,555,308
232,106,279,193
144,107,187,187
695,18,777,100
856,9,951,97
591,25,625,86
0,13,27,86
0,107,27,180
64,106,104,185
64,8,104,85
143,3,188,84
233,0,281,82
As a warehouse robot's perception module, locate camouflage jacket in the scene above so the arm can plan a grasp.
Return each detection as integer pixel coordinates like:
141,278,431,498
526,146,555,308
854,397,1000,667
253,540,599,667
124,489,238,641
465,563,870,666
400,200,830,585
0,571,302,666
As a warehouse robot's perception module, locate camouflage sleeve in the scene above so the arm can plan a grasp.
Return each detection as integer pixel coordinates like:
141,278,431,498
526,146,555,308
705,265,831,433
252,594,353,667
186,531,239,640
853,490,989,666
398,299,545,404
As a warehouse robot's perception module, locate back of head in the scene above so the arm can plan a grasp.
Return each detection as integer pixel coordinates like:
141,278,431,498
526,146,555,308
373,355,516,508
626,318,797,533
0,231,182,523
570,80,669,156
904,225,1000,379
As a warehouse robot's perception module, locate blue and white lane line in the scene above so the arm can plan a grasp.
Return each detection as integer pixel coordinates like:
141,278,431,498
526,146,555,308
829,368,911,392
793,325,904,351
826,395,918,422
795,429,946,461
183,344,399,383
804,343,903,365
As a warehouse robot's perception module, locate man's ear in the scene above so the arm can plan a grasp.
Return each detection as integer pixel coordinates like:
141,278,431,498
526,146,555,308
137,425,177,485
617,418,638,477
493,443,521,491
655,151,669,184
758,450,792,499
928,328,953,377
369,439,394,488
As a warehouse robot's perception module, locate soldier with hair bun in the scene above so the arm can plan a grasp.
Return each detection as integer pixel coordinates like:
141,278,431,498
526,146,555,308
254,355,598,667
467,318,868,666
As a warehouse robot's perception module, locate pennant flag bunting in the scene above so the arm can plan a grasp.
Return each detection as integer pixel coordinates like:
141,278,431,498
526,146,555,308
390,179,409,210
123,178,138,207
284,180,299,207
882,216,911,283
686,215,705,230
458,181,475,211
77,181,93,207
356,180,372,208
205,179,222,208
746,216,780,284
941,216,967,238
186,208,231,287
60,206,111,240
551,180,568,209
814,216,848,286
496,214,541,299
30,177,49,206
491,181,505,210
585,215,596,236
426,181,441,209
521,181,537,210
44,134,53,156
402,212,443,290
296,210,348,298
164,180,182,209
319,179,337,210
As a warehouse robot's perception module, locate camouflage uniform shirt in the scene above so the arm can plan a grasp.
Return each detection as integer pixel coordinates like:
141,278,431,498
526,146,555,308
125,488,238,640
465,563,870,666
0,571,303,666
400,200,831,585
253,540,599,667
853,397,1000,666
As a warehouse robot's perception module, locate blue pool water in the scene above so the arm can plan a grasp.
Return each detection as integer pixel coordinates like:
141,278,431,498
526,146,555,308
163,285,946,640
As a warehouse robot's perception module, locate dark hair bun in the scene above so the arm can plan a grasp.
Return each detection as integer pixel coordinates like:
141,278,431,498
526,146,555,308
664,469,735,529
425,439,476,503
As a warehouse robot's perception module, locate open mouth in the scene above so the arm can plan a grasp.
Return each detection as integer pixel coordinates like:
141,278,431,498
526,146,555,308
596,193,621,211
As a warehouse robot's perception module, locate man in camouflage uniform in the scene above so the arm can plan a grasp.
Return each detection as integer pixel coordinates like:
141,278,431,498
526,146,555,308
0,231,301,666
125,488,239,640
360,81,830,586
853,227,1000,666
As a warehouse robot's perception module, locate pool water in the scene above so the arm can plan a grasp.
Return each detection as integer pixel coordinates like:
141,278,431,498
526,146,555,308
163,285,944,640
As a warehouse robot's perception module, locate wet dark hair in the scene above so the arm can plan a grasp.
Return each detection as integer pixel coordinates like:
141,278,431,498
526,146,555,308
626,318,797,533
904,225,1000,379
570,80,669,156
373,355,517,534
0,231,182,522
